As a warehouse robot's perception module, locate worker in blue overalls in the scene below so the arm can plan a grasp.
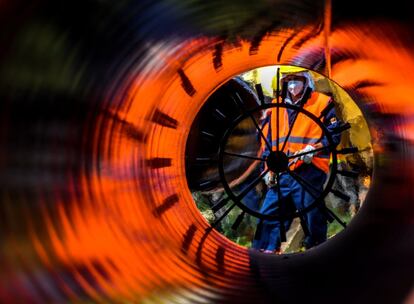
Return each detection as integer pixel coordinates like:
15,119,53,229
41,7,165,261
252,67,342,254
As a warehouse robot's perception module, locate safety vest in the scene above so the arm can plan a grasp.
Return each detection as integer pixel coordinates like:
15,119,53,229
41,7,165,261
263,92,331,173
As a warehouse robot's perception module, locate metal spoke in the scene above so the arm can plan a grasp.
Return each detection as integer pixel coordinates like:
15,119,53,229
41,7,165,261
248,112,273,152
337,170,359,178
254,219,263,240
276,67,280,153
332,122,351,134
279,218,287,242
299,215,310,236
275,171,287,242
213,169,269,225
287,144,332,160
212,196,231,213
255,84,265,105
318,101,335,120
236,168,269,201
323,206,347,228
280,110,301,152
260,119,267,132
320,207,335,223
232,92,273,152
288,170,346,228
212,201,238,228
287,170,320,199
330,189,351,202
231,211,246,230
223,151,266,162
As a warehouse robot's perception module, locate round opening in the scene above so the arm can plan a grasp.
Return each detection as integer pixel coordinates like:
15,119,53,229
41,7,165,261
185,65,373,254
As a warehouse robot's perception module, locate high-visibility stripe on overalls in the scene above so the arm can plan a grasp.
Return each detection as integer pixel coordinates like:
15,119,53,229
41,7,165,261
262,92,331,173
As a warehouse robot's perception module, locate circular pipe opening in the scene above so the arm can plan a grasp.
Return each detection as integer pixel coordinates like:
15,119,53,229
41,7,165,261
185,65,373,254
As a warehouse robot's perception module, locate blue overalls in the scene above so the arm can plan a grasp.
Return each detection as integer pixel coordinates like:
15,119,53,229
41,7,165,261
252,105,341,251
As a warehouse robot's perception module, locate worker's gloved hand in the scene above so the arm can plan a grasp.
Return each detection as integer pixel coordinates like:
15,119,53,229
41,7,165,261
264,172,278,188
299,144,316,164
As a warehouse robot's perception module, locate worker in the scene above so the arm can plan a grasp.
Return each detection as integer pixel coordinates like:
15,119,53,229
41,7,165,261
252,67,342,254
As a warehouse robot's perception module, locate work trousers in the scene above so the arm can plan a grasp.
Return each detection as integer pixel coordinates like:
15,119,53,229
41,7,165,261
252,164,327,251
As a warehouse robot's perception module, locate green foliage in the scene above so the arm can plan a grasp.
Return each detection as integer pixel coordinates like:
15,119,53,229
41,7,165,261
219,206,256,248
327,210,352,239
193,191,355,249
192,192,256,247
192,192,212,212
